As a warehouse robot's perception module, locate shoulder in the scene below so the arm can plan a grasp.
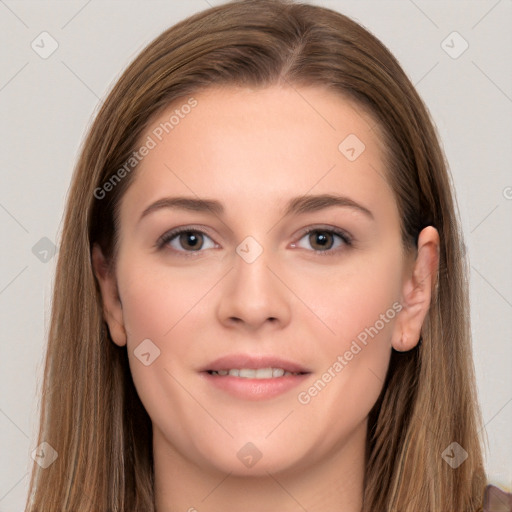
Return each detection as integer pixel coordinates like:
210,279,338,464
484,484,512,512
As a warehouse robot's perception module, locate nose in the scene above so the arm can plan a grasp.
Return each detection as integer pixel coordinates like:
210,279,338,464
216,243,292,332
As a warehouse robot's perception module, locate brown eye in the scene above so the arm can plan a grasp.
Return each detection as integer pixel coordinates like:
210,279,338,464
158,228,216,254
293,228,352,255
178,231,204,251
308,231,334,250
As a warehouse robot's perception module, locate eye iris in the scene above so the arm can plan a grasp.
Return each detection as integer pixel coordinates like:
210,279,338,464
309,231,333,250
180,231,202,250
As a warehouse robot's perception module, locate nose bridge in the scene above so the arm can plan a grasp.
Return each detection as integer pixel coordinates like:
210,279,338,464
216,234,291,329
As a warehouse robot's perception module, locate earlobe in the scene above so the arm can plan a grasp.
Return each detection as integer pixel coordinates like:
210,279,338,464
392,226,440,352
91,243,127,347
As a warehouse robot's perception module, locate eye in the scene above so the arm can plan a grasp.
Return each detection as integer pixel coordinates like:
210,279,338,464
292,228,352,255
157,227,217,254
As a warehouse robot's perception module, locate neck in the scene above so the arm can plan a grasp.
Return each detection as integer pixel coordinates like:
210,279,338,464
153,422,366,512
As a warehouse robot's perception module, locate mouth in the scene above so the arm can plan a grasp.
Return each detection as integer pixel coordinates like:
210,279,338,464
206,367,307,378
200,355,311,400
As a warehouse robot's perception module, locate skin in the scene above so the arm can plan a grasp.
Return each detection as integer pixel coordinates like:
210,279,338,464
93,85,439,512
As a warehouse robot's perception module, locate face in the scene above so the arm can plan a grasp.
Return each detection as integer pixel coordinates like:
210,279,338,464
94,85,432,478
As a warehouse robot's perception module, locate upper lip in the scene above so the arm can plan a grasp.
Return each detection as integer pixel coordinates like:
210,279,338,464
201,354,311,373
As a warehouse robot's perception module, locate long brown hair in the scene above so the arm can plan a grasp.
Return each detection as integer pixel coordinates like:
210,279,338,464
25,1,488,510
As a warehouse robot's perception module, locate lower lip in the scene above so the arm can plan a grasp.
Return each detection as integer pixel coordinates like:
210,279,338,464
201,372,311,400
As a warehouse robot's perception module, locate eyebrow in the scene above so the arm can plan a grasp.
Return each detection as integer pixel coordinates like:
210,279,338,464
138,193,374,223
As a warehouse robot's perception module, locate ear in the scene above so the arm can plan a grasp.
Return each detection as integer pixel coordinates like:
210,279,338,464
392,226,440,352
91,243,127,347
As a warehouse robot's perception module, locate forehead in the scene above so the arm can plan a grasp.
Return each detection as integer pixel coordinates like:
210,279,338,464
119,85,394,223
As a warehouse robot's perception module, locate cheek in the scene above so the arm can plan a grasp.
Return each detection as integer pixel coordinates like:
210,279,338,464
290,249,401,415
295,247,403,353
118,259,217,343
117,262,212,440
291,252,402,440
116,258,219,404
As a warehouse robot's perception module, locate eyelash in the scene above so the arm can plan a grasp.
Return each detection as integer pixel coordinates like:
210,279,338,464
156,226,353,258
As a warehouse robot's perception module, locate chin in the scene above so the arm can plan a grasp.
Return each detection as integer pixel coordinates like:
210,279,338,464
197,439,306,477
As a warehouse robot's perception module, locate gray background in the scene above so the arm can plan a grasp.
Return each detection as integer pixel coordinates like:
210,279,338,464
0,0,511,509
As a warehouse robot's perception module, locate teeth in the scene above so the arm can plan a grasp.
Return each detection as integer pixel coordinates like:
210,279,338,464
253,368,272,378
209,367,302,379
239,369,256,378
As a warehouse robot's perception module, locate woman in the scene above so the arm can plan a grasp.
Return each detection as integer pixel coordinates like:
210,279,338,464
25,0,503,510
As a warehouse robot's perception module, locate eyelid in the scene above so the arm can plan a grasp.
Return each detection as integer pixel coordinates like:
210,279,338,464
295,225,353,244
